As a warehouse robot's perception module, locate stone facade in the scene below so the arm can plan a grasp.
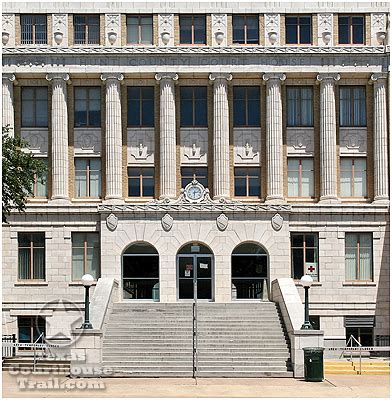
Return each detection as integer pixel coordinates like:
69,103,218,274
2,2,390,353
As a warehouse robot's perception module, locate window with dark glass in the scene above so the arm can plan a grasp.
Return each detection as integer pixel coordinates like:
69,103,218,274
126,15,153,44
181,167,208,189
74,87,101,127
338,16,364,44
21,87,48,127
72,233,100,281
74,15,100,45
233,86,260,126
180,15,206,44
345,316,374,346
286,86,313,127
291,233,319,280
21,15,47,44
127,86,154,127
345,233,373,281
128,167,155,197
285,16,312,44
31,159,48,198
18,316,45,344
74,158,102,198
18,233,45,280
232,15,259,44
339,86,366,127
309,316,320,330
180,87,208,126
234,167,260,197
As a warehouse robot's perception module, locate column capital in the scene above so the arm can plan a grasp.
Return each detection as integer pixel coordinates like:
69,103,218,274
46,73,71,83
155,72,179,82
2,73,17,84
316,73,340,83
369,72,388,84
100,73,124,83
262,73,286,83
209,73,232,82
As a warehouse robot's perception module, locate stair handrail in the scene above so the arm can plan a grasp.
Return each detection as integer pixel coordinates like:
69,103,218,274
33,332,45,372
339,335,363,375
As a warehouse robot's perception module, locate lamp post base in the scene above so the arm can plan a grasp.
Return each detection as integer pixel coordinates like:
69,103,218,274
301,321,313,330
81,322,93,329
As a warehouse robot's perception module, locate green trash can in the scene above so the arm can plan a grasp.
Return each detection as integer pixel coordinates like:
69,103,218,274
303,347,324,382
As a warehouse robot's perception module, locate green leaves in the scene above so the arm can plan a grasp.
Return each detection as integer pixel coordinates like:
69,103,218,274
2,126,47,223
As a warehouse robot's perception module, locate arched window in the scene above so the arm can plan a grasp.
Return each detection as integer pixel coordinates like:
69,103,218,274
123,242,159,300
232,243,268,300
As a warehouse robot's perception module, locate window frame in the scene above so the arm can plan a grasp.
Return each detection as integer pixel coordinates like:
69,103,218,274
31,158,48,199
345,233,373,282
287,158,315,198
234,167,261,198
233,86,261,127
181,167,208,189
21,86,49,128
232,15,260,45
74,158,102,198
338,15,365,45
74,86,101,128
126,15,153,45
18,233,45,281
127,86,155,127
20,14,48,45
340,157,367,198
18,316,45,346
286,86,314,127
285,15,312,45
339,86,367,127
71,233,100,281
127,167,155,198
73,15,100,45
291,233,319,281
180,86,208,127
179,15,206,45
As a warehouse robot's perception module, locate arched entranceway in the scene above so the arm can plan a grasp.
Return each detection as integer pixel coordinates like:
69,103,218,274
231,242,268,300
177,242,214,301
122,242,159,300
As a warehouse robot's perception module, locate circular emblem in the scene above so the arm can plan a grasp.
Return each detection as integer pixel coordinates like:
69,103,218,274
184,180,205,203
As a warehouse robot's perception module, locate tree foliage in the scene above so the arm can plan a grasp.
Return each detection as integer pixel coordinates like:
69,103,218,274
2,126,47,223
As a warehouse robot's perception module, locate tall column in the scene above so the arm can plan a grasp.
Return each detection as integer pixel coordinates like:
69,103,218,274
46,73,70,201
155,73,178,199
209,73,232,199
101,73,124,201
371,73,389,202
2,73,16,136
262,73,286,202
317,73,340,203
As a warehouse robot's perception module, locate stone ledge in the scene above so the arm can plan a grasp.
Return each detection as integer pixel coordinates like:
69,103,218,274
14,282,48,286
342,282,377,287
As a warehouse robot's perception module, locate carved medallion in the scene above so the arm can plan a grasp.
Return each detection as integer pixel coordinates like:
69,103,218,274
161,213,173,232
106,213,118,231
216,213,229,231
271,213,283,231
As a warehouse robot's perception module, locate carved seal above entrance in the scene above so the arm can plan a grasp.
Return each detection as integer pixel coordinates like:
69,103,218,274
216,213,229,231
106,213,118,231
161,213,174,232
271,213,284,231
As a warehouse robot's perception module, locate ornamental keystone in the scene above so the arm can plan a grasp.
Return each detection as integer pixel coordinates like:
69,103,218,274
106,213,118,231
271,213,284,231
161,213,174,231
216,213,229,231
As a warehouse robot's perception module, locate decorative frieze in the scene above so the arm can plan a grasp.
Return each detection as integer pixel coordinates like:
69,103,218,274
127,128,155,165
158,14,174,46
211,14,227,46
2,14,15,47
74,128,102,155
286,128,314,155
233,128,261,165
21,128,49,155
180,128,208,165
317,13,333,46
105,14,121,46
52,14,68,47
339,128,367,155
371,13,387,46
264,14,280,46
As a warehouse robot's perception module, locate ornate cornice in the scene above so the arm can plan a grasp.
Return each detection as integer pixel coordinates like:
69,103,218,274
45,72,70,83
154,72,179,82
316,73,341,83
100,73,124,82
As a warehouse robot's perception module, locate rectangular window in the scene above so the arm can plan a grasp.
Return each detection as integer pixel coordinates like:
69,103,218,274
127,86,154,127
180,15,206,44
338,16,364,44
74,87,101,127
74,15,100,45
18,316,45,344
233,86,260,127
74,158,102,198
126,15,153,44
340,158,367,197
181,167,208,189
339,86,366,127
288,158,314,197
18,233,45,280
286,86,313,127
232,15,259,44
345,233,373,281
31,159,48,198
128,167,155,197
180,87,208,127
285,16,312,44
234,167,261,197
21,87,48,127
21,15,47,44
291,233,319,280
72,233,100,281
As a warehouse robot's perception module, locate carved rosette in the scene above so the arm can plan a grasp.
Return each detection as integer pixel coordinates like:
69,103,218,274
161,213,174,231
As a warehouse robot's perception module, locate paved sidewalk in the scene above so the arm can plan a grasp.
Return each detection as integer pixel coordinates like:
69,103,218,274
2,372,390,398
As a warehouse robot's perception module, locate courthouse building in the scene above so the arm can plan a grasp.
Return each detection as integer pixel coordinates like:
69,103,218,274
1,1,390,376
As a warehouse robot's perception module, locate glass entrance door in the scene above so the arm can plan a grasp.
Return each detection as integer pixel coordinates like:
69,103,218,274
178,255,213,300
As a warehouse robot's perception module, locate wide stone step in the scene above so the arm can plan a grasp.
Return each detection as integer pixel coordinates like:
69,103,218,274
196,371,294,378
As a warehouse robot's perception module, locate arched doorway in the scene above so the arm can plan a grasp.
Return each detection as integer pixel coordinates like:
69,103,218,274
177,243,214,301
122,242,159,301
231,242,268,300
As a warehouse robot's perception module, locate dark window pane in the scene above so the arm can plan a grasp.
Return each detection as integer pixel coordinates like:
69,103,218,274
291,234,303,247
352,24,364,44
299,20,311,44
235,177,247,196
292,248,304,279
180,16,193,44
194,16,206,44
248,177,260,196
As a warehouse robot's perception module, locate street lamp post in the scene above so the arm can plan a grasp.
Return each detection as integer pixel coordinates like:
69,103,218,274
80,274,94,329
300,274,313,330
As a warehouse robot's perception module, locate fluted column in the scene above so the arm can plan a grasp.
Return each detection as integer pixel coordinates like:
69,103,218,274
209,73,232,199
46,73,70,201
262,73,286,202
101,73,124,200
371,73,389,202
2,73,16,136
155,73,178,199
317,73,340,203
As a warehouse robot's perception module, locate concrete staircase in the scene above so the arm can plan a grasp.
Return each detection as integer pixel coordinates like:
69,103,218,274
102,302,292,377
324,359,390,375
2,357,70,374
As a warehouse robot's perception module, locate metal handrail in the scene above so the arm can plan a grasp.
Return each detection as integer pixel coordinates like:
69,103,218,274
33,333,45,372
339,335,363,374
